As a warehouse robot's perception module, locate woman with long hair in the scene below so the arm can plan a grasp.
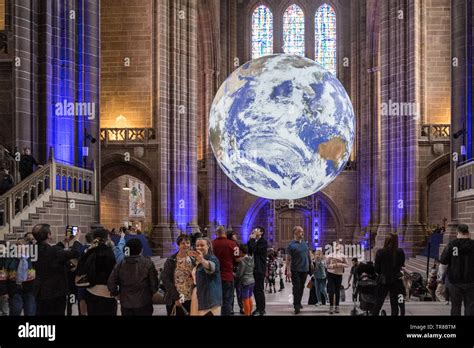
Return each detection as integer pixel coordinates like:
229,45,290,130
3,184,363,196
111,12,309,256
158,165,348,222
189,238,222,316
372,233,406,316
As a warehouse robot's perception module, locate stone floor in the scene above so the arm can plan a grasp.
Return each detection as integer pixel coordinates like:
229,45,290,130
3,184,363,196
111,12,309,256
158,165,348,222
149,268,452,316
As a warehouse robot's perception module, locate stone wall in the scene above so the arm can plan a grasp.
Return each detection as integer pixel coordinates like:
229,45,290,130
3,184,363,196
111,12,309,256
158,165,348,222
100,0,153,128
422,0,451,124
101,175,152,231
0,0,5,30
428,173,451,227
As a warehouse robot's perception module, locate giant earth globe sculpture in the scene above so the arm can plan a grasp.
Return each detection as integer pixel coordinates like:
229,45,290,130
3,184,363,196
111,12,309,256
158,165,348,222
209,54,355,200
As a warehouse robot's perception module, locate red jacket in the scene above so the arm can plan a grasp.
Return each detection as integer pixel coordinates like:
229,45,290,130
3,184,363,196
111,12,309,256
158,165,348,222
212,237,239,282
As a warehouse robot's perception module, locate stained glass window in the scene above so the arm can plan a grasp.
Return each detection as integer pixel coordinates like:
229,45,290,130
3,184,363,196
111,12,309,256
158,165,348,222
315,3,337,75
252,5,273,59
283,4,305,56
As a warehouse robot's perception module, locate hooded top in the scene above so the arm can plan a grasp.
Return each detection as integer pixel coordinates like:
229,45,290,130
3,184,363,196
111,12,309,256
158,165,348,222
236,255,255,286
440,238,474,284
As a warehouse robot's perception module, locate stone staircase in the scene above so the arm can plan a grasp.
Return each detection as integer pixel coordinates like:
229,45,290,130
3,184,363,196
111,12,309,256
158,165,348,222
0,148,99,242
404,255,436,276
2,195,99,242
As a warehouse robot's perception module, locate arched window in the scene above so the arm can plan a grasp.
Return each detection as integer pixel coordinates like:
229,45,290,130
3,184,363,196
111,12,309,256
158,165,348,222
252,5,273,59
283,4,305,56
315,3,337,74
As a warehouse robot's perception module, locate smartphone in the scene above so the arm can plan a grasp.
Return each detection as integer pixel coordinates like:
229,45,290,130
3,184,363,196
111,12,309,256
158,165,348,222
66,225,78,237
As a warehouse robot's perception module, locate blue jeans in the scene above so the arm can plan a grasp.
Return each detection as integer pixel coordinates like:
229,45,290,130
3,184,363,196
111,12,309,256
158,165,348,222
315,278,328,304
9,292,36,316
221,280,234,316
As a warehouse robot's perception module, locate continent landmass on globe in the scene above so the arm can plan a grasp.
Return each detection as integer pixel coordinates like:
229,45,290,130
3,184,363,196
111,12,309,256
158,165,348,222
317,137,347,167
209,54,355,200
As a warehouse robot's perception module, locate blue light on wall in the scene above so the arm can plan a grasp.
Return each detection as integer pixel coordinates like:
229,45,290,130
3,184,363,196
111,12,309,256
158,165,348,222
242,198,269,243
47,0,88,167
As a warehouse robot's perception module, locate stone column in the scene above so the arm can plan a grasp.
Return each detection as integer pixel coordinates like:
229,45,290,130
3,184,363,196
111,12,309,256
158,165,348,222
151,0,199,256
376,0,425,257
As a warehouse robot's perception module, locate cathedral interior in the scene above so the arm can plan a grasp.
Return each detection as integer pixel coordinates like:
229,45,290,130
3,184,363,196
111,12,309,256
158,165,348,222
0,0,473,259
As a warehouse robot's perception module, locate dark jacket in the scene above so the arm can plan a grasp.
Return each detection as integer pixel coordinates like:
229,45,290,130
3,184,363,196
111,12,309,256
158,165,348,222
195,254,222,311
19,155,38,180
33,241,82,300
247,237,268,274
76,243,116,286
161,253,196,305
440,238,474,284
0,173,14,195
374,248,405,285
107,254,159,309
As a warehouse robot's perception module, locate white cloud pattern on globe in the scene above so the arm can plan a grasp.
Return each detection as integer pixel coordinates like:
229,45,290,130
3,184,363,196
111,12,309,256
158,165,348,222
209,54,355,200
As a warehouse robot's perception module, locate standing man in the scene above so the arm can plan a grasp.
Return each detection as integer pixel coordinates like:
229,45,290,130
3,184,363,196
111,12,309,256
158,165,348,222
212,226,239,316
19,147,41,181
439,224,474,316
248,226,267,316
286,226,312,314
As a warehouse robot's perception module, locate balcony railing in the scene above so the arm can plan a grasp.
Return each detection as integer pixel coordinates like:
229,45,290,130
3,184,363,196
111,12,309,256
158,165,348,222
0,148,96,231
100,128,157,146
456,160,474,197
420,124,450,142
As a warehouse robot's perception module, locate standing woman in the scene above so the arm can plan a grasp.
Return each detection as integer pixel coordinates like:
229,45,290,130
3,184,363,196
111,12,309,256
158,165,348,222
189,238,222,316
76,228,117,316
161,234,194,316
326,242,348,314
372,233,406,316
314,249,328,306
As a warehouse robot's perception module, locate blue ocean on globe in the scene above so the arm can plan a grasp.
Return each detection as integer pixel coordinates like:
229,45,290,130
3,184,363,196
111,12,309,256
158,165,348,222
209,54,355,200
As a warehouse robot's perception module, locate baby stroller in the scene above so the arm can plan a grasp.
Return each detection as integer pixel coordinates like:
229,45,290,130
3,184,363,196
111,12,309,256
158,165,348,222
409,272,427,299
350,262,386,316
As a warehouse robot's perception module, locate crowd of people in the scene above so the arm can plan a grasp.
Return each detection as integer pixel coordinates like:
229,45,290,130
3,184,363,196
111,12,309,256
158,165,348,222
0,223,473,316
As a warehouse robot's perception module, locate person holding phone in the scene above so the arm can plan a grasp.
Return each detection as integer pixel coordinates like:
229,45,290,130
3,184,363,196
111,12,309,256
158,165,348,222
32,224,82,316
189,238,222,316
162,234,194,316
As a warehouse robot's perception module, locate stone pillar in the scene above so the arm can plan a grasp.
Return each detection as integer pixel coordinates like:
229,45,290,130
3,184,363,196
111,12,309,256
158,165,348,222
444,0,474,248
376,0,425,257
151,0,199,256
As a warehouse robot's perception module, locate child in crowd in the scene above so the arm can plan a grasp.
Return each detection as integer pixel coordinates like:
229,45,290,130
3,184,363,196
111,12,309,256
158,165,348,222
278,262,285,291
267,255,277,294
235,244,255,316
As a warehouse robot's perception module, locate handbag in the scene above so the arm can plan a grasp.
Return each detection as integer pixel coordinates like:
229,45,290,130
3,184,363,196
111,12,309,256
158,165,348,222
306,279,314,289
152,289,166,305
75,274,90,287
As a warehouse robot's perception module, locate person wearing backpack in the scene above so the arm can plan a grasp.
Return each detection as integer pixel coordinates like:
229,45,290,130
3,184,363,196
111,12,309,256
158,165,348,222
6,233,36,316
32,224,82,316
440,224,474,316
108,238,159,315
76,228,117,316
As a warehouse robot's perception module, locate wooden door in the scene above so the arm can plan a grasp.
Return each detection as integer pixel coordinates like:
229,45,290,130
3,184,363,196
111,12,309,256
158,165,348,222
276,209,312,250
